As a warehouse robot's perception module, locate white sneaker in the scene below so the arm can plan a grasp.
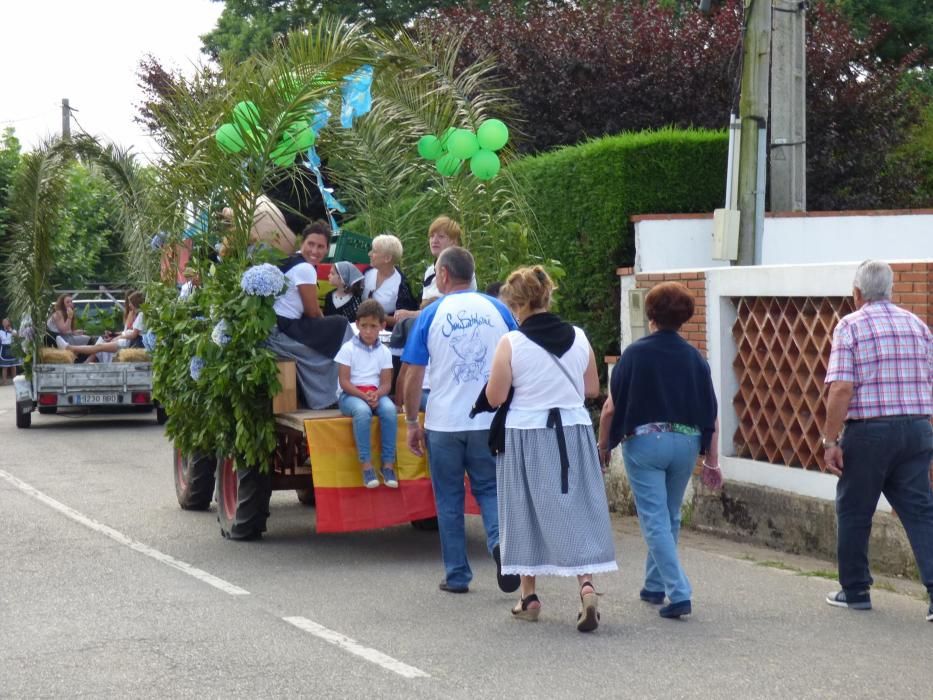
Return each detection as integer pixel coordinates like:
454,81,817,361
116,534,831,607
55,336,69,350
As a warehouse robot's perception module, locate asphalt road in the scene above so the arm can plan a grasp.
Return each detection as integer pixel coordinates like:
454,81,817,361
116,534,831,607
1,383,930,698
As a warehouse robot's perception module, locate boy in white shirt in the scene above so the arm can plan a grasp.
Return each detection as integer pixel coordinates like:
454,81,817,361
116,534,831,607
335,299,398,488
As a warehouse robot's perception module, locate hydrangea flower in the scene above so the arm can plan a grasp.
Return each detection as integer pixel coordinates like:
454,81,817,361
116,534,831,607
211,320,231,347
189,356,205,381
142,330,157,353
240,263,285,297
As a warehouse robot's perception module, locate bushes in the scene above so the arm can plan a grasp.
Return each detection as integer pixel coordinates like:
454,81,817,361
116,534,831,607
512,127,727,361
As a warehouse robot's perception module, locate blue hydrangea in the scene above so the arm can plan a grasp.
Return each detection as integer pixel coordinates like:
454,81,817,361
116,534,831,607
189,356,205,381
142,330,157,353
211,320,231,347
240,263,285,297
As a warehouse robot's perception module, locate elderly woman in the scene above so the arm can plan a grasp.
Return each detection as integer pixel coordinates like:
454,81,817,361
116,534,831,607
362,234,418,328
598,282,719,620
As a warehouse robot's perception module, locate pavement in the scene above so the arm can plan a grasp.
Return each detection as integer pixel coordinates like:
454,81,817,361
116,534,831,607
0,382,930,698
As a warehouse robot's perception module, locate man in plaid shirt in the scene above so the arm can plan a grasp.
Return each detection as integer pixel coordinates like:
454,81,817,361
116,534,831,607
822,260,933,622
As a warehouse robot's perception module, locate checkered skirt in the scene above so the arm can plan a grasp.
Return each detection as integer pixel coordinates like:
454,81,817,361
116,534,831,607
497,424,618,577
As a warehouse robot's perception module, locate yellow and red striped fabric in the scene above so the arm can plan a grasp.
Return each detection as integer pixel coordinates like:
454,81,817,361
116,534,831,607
306,415,481,533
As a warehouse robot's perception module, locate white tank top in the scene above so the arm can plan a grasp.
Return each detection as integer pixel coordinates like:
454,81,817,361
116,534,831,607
505,327,592,429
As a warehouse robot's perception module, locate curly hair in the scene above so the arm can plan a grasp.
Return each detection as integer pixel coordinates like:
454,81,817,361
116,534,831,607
500,266,556,312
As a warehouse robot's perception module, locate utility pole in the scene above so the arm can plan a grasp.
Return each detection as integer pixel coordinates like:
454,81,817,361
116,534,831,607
61,98,71,140
736,0,771,266
769,1,807,212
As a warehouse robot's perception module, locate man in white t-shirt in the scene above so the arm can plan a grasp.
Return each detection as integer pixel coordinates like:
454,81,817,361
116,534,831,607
402,247,519,594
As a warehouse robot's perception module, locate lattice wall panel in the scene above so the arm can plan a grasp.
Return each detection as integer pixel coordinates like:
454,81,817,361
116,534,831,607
731,296,855,470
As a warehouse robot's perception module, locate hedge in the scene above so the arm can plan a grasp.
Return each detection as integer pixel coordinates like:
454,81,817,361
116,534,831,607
511,127,727,364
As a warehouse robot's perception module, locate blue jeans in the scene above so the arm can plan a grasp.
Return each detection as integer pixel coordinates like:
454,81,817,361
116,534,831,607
425,429,500,589
623,432,700,604
338,394,397,464
837,417,933,597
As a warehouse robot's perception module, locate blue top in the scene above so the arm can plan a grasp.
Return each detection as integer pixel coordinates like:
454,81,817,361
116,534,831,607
607,330,718,453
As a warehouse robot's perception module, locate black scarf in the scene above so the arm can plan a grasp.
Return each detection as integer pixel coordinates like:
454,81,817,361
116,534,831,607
278,253,308,274
518,312,576,357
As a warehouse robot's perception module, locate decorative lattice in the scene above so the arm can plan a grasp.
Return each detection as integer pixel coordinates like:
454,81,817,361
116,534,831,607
731,296,855,469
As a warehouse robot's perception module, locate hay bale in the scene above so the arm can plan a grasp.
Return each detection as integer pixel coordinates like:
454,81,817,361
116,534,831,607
38,348,76,364
115,348,151,363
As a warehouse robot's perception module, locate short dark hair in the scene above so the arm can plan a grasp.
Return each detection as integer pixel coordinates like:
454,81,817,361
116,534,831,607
645,282,695,331
301,220,332,246
437,246,474,284
485,281,504,298
355,299,386,323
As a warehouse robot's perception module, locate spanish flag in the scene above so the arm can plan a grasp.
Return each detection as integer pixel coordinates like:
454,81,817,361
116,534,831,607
305,415,480,533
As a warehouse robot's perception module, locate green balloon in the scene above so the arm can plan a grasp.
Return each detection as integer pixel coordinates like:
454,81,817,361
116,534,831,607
436,152,462,177
477,119,509,151
470,149,501,180
270,139,298,166
417,135,443,160
284,125,315,151
439,126,458,150
233,101,262,133
447,129,479,160
215,123,245,153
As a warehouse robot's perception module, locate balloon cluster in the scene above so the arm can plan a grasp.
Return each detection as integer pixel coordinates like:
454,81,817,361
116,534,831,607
215,101,316,167
417,119,509,180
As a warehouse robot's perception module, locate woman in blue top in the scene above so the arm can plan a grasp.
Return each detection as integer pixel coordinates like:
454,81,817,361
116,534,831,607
598,281,719,620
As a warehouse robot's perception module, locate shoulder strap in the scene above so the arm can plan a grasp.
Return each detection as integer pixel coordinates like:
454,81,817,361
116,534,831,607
543,350,584,402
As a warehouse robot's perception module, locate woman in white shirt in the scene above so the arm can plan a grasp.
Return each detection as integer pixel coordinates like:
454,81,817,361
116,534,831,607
273,222,350,359
361,234,418,328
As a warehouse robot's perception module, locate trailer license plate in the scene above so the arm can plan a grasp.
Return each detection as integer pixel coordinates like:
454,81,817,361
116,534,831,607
76,393,117,404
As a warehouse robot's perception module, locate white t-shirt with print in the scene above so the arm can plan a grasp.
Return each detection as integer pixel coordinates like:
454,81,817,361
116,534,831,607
362,268,402,314
273,262,317,319
335,337,394,391
402,291,517,432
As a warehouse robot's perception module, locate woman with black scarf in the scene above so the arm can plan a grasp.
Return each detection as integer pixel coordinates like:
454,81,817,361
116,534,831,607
482,266,617,632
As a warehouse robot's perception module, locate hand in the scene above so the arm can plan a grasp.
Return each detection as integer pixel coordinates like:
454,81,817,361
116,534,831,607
365,391,379,409
407,422,425,457
822,446,844,477
394,309,416,322
701,461,723,490
597,445,611,472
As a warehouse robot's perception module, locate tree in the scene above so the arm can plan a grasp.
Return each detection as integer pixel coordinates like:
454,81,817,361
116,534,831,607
0,128,22,315
419,0,928,210
830,0,932,65
200,0,465,62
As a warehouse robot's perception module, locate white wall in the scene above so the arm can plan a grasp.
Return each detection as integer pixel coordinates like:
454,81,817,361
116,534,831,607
633,212,933,273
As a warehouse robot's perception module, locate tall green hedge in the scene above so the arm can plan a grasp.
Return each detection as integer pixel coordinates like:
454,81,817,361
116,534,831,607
512,127,727,363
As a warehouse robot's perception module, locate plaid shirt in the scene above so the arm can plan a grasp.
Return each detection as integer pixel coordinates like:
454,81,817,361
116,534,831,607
825,300,933,419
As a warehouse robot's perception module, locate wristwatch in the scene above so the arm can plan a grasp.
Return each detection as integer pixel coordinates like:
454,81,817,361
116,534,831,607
821,436,839,449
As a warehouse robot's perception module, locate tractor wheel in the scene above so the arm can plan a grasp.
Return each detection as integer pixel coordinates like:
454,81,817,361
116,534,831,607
174,449,216,511
216,457,271,540
296,488,315,506
16,408,31,429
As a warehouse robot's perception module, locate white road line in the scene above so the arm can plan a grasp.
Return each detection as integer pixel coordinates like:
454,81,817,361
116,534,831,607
0,469,249,597
283,616,430,679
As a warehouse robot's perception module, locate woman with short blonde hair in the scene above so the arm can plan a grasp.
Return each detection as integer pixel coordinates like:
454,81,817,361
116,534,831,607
362,233,417,328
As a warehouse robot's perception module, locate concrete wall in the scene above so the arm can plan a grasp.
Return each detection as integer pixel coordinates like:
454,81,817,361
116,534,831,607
632,210,933,273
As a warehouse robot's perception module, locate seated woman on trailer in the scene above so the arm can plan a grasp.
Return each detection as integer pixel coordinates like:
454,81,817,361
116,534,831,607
264,221,353,410
56,291,146,363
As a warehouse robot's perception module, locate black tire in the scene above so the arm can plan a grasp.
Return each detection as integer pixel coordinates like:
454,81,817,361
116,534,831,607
216,457,271,540
16,407,31,429
411,517,439,531
174,449,216,511
156,405,168,425
296,488,315,506
37,406,57,415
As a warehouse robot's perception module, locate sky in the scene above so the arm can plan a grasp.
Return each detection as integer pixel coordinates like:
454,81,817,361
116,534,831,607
0,0,224,161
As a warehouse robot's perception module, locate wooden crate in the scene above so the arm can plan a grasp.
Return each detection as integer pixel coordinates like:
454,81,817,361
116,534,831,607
272,360,298,414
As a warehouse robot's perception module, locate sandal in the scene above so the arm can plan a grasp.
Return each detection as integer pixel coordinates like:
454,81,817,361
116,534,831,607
577,581,600,632
511,593,541,622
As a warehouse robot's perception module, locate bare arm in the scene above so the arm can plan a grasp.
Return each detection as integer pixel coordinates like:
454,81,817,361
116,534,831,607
403,363,426,423
376,367,393,400
338,364,369,401
298,284,323,319
583,346,599,398
484,337,513,407
597,393,615,450
822,380,854,477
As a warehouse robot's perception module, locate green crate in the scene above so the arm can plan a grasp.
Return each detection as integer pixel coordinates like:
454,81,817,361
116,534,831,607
327,229,372,264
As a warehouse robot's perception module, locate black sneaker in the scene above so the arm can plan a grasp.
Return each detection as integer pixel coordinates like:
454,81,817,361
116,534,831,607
640,588,665,605
439,579,469,594
826,590,872,610
926,601,932,622
493,544,521,593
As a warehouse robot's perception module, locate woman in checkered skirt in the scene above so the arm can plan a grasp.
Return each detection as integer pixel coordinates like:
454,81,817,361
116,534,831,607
482,267,617,632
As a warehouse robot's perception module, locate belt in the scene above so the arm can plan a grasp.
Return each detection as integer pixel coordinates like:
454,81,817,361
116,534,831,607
546,408,569,494
845,414,928,424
